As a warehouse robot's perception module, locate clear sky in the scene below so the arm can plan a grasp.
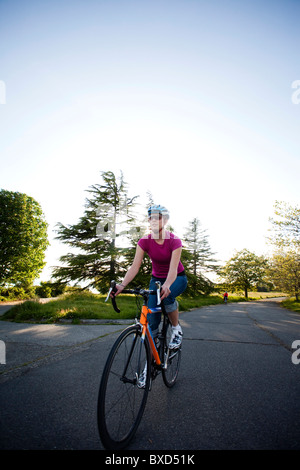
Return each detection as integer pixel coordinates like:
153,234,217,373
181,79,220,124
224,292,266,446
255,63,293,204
1,0,299,283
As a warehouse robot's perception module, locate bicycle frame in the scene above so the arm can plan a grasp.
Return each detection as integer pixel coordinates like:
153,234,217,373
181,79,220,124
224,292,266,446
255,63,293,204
106,280,165,368
139,304,161,367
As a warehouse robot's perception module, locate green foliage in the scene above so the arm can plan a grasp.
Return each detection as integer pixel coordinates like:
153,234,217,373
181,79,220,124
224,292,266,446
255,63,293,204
268,201,300,250
218,249,269,298
0,281,75,301
35,281,68,298
267,201,300,300
0,190,49,288
182,218,219,295
281,298,300,314
0,285,36,301
269,251,300,301
121,245,152,288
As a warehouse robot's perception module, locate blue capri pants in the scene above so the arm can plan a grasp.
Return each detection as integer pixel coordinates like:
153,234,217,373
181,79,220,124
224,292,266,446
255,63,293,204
147,273,188,337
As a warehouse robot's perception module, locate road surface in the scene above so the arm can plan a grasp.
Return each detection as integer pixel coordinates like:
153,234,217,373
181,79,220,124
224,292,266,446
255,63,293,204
0,298,300,450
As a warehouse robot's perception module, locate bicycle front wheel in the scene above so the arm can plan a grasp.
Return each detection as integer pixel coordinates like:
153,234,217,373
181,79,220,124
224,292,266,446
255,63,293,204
162,321,181,388
97,325,151,450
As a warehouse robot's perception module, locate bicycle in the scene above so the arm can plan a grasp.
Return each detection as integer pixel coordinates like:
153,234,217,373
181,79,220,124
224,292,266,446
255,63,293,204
97,280,182,450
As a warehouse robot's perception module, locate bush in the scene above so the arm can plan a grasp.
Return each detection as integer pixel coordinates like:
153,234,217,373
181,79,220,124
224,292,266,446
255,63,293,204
0,286,35,301
35,281,68,298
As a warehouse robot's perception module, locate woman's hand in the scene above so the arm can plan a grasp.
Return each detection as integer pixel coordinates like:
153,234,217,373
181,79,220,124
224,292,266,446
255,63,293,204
160,283,171,300
110,284,125,298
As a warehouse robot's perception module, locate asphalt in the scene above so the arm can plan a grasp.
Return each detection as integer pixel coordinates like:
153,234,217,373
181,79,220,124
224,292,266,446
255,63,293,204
0,296,290,383
0,302,133,380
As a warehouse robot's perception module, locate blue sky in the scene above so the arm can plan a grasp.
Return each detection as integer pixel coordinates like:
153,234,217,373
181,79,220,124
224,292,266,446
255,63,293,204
1,0,299,282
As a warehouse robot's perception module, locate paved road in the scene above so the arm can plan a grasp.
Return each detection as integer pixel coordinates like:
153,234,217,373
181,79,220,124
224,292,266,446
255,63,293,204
1,299,300,450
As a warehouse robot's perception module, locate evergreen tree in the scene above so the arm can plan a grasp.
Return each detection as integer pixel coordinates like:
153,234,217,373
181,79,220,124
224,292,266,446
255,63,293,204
52,171,139,293
183,218,218,294
121,191,153,287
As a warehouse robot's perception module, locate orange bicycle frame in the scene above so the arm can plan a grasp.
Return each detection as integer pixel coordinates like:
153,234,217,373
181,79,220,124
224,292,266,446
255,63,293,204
140,305,161,366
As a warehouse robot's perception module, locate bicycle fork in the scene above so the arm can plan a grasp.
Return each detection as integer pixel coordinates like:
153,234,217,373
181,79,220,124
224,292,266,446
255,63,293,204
120,330,140,385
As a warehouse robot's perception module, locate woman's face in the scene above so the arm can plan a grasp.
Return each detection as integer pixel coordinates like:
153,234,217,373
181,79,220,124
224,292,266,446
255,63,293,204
149,213,166,236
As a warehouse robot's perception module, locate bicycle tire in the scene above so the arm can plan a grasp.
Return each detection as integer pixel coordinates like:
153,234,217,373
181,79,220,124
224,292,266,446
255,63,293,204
162,320,181,388
97,325,151,450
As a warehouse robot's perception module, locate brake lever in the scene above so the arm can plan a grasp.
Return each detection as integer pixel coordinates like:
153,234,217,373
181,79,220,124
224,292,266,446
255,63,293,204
155,281,161,305
105,287,113,303
105,281,121,313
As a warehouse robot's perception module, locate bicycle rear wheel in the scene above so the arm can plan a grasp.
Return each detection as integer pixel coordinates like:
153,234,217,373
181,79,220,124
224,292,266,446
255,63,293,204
97,325,151,450
162,320,181,388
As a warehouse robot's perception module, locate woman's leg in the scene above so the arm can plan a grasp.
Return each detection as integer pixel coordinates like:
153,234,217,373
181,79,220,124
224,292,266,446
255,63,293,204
147,277,163,338
168,307,179,327
163,274,187,319
163,275,188,348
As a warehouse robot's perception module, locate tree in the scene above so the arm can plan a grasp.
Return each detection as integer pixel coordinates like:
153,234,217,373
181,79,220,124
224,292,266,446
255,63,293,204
219,249,268,298
0,190,49,288
268,201,300,300
52,171,140,293
269,250,300,301
121,191,154,287
268,201,300,251
183,218,219,295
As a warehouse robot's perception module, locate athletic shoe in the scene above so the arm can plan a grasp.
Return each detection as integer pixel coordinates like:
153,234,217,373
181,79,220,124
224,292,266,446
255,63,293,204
169,325,183,349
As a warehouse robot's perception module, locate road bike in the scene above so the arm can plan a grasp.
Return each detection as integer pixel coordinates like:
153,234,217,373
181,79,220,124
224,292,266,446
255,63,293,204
97,280,181,450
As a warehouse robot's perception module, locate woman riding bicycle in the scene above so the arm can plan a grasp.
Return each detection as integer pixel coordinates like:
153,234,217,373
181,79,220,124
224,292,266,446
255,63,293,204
113,204,187,349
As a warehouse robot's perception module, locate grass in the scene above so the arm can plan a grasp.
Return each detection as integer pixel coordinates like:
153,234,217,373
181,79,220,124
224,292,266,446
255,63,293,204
0,290,289,324
0,291,140,323
281,298,300,314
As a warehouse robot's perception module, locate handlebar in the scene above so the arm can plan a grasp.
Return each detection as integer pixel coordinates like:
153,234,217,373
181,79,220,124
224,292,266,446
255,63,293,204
105,280,161,313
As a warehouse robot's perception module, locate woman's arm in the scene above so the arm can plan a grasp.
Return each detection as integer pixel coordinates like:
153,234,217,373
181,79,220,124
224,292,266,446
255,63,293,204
113,245,145,296
160,247,182,300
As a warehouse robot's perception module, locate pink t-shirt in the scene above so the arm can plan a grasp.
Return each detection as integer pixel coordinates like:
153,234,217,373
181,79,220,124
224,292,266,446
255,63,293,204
138,231,185,278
